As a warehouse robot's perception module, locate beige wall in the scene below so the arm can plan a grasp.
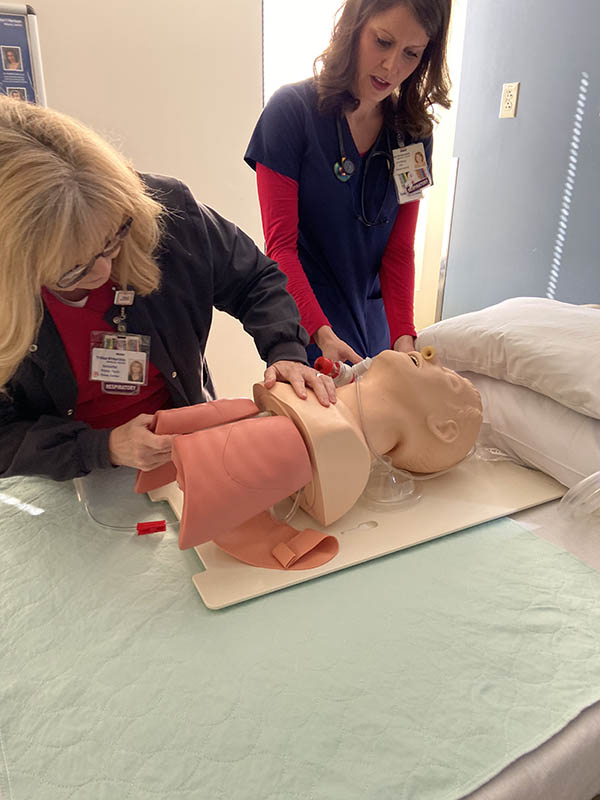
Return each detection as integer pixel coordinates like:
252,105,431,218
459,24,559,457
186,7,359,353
32,0,266,396
414,0,469,331
30,0,467,389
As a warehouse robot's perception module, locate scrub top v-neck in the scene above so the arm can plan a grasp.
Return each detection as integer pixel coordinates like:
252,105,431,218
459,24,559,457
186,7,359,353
245,78,432,361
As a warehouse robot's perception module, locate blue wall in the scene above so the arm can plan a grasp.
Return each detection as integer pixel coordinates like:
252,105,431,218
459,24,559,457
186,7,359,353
442,0,600,318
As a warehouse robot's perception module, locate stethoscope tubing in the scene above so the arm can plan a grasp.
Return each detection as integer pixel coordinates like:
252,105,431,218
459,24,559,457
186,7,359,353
334,115,395,227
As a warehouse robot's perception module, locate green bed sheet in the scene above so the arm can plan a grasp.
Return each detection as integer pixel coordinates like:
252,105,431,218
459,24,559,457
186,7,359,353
1,474,600,800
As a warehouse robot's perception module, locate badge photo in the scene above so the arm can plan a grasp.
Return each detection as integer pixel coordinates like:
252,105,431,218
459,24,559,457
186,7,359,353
392,142,432,205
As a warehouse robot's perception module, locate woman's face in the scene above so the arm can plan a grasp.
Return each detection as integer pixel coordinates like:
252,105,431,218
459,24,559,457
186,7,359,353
130,361,143,381
53,250,121,300
354,4,429,107
69,253,118,292
6,50,17,65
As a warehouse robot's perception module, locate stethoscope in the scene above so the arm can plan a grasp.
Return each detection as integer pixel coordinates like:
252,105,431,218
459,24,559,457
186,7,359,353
333,114,398,227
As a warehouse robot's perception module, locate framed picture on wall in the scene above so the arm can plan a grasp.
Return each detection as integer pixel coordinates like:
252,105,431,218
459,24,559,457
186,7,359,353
0,6,46,104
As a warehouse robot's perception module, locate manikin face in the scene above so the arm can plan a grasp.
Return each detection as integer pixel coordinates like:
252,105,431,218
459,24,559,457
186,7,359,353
389,349,474,405
354,4,429,107
361,349,482,472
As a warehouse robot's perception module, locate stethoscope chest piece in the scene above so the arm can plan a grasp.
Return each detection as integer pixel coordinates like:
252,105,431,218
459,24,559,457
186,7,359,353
333,114,394,225
333,156,356,182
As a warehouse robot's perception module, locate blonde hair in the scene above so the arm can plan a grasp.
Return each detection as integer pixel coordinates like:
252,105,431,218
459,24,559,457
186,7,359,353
0,96,164,389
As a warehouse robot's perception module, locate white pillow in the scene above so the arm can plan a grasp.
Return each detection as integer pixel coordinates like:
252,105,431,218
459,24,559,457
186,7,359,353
417,298,600,419
462,372,600,489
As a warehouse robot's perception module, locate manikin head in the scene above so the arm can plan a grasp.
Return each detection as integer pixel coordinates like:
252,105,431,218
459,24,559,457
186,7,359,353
254,349,482,526
337,349,483,473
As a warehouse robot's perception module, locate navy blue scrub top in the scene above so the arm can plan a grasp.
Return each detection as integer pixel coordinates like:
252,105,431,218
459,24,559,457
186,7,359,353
245,78,432,362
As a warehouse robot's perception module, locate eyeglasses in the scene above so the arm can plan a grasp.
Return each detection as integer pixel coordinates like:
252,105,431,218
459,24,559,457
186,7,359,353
56,217,133,289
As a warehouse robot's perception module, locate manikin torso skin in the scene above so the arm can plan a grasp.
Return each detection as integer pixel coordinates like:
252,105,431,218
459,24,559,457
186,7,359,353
253,381,371,526
254,349,483,526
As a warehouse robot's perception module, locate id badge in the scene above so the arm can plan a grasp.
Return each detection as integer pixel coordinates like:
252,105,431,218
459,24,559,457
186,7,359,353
89,332,151,395
392,142,432,204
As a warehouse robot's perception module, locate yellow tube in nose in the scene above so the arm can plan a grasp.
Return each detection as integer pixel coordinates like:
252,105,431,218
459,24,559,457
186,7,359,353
421,345,436,361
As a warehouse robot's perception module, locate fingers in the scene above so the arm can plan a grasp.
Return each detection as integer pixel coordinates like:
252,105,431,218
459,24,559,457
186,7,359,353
305,372,336,407
148,432,175,456
263,365,277,388
138,449,173,471
286,371,309,400
314,326,362,364
109,418,175,470
264,361,337,406
132,413,156,427
393,335,416,354
264,362,307,398
342,346,362,365
136,432,174,472
320,339,362,365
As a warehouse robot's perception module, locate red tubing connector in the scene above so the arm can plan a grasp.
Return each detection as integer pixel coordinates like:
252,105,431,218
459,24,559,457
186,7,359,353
314,356,342,379
136,520,167,535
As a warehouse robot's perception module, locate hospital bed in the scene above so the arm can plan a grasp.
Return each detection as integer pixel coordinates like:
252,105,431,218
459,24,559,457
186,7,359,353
465,500,600,800
1,298,599,800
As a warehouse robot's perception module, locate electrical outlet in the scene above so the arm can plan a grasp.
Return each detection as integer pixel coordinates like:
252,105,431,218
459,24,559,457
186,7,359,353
499,81,520,118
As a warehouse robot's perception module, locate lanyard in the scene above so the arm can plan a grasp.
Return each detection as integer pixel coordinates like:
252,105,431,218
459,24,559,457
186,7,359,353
112,288,135,332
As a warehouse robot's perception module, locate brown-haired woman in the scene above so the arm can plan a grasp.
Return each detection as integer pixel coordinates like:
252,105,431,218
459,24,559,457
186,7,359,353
245,0,451,365
3,47,22,71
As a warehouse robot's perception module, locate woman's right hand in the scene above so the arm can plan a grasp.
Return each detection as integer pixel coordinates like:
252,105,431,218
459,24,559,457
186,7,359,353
108,414,175,471
314,326,362,364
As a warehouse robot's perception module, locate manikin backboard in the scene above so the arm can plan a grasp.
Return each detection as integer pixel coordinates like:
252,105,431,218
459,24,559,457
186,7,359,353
148,458,565,609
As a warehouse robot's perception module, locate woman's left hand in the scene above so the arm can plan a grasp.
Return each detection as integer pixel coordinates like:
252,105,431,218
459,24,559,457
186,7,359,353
393,335,416,354
264,360,336,407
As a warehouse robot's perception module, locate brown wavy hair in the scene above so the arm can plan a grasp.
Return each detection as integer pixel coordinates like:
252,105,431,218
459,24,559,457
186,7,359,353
314,0,452,139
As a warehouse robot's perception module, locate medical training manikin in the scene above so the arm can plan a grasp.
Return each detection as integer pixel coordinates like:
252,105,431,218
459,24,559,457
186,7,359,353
135,350,482,566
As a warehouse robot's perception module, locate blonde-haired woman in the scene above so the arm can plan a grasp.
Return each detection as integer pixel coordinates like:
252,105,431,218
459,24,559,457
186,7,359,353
0,97,335,481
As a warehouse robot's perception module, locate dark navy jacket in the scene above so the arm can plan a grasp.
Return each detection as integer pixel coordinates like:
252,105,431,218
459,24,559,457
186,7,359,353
0,174,308,481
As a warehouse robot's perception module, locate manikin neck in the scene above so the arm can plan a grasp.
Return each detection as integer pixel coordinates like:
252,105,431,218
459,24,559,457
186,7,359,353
336,381,398,462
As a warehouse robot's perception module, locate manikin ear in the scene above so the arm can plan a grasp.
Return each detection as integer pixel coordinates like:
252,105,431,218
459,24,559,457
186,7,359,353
426,414,459,444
